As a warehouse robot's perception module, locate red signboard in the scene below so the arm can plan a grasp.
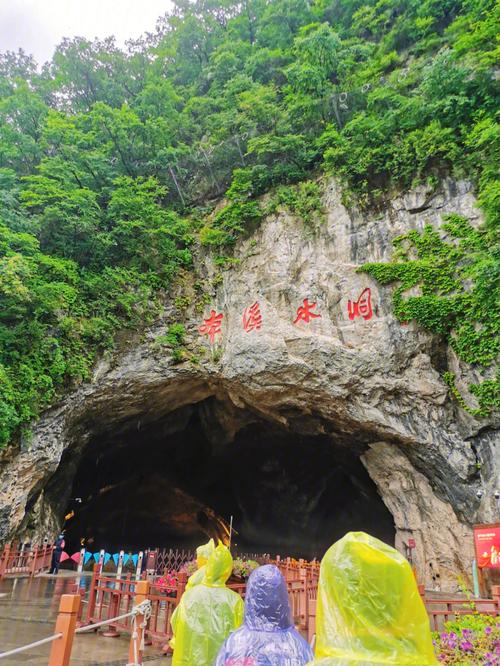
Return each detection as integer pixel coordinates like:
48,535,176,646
473,523,500,569
408,538,416,549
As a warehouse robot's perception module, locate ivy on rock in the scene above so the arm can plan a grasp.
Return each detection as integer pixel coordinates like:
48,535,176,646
360,214,499,415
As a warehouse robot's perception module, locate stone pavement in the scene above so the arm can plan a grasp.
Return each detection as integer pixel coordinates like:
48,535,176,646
0,575,171,665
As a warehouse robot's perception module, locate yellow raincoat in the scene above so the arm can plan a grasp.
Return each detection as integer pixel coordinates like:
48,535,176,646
186,538,215,590
308,532,438,666
171,543,244,666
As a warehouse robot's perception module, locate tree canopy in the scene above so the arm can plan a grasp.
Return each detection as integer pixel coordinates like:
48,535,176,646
0,0,498,446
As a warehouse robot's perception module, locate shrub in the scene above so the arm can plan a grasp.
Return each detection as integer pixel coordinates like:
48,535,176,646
232,558,260,580
432,614,500,665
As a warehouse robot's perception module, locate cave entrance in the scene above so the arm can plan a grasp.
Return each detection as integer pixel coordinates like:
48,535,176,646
58,398,395,558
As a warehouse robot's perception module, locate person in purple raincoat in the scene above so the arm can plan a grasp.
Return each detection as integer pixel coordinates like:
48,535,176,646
215,564,313,666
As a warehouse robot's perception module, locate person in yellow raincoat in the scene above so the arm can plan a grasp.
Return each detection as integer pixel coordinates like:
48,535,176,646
169,538,216,653
308,532,438,666
170,542,244,666
186,538,215,590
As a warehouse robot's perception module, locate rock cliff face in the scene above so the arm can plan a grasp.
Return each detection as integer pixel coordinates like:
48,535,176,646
0,178,497,589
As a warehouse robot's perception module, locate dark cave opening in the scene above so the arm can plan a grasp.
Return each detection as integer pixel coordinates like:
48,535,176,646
59,400,395,558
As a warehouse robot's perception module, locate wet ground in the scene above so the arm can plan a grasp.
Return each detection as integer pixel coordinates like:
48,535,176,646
0,574,171,665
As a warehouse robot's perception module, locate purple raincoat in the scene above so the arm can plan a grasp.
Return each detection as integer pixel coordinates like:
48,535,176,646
215,564,313,666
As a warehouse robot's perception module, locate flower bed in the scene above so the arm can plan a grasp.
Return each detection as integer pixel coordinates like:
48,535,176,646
176,556,260,582
230,558,259,582
433,614,500,665
157,571,178,587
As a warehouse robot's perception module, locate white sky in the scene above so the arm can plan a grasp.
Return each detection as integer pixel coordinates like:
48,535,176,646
0,0,174,65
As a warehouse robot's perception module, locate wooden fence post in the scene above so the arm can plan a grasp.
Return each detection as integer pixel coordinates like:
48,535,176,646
29,545,39,576
0,543,10,579
299,564,308,628
492,585,500,612
128,579,149,666
176,571,187,604
75,586,86,628
86,563,100,623
48,594,80,666
102,589,121,638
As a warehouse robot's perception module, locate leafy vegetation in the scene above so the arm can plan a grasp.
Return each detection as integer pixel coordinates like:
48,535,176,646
267,181,325,227
432,614,500,665
0,0,498,446
155,323,187,362
361,215,499,414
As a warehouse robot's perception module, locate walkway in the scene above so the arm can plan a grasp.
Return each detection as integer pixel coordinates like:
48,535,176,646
0,575,170,665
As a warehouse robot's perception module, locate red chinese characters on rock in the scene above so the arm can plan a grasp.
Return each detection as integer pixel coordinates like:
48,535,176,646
347,287,373,321
243,301,263,332
199,309,224,344
293,298,321,324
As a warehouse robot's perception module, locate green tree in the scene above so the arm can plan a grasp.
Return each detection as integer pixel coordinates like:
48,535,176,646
0,0,498,446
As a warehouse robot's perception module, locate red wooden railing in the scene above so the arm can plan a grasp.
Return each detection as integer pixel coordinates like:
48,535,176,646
81,558,320,645
2,542,498,645
422,585,500,631
84,564,189,645
0,542,53,579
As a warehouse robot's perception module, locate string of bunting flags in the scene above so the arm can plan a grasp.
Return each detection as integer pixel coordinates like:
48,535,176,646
60,550,142,569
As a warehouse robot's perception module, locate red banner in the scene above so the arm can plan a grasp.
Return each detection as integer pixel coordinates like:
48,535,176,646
473,523,500,568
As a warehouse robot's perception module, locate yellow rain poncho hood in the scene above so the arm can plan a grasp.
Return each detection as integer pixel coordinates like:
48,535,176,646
171,543,244,666
309,532,438,666
185,538,215,590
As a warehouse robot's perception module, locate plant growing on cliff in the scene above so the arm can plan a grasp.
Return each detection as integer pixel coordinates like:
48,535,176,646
0,0,498,446
267,181,325,227
154,323,187,363
360,214,499,415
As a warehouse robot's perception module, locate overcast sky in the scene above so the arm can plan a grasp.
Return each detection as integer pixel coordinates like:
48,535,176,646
0,0,174,65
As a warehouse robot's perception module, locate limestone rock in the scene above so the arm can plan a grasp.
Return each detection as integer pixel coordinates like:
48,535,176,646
0,178,497,590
